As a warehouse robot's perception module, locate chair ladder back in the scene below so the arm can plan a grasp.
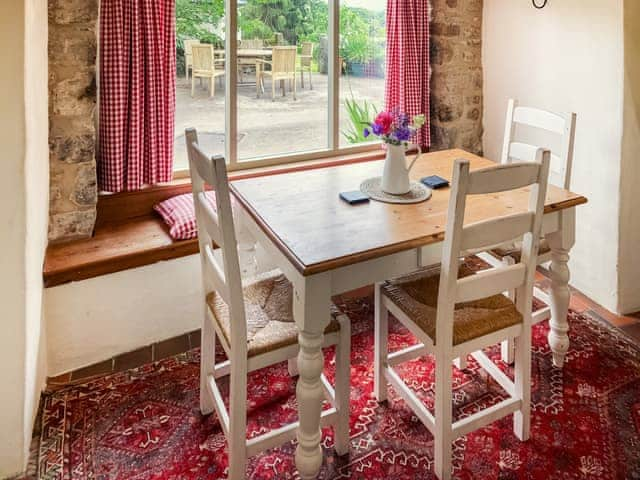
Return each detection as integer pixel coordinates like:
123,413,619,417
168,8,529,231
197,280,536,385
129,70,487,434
501,98,576,189
186,128,248,355
439,152,551,320
301,42,314,56
467,162,541,195
434,159,470,350
513,150,551,319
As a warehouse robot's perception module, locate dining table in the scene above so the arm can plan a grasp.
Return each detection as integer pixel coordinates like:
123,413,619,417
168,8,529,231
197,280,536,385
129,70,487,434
229,148,588,479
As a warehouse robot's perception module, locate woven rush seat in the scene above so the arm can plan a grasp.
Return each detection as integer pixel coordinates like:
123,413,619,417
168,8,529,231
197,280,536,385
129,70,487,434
381,263,523,346
207,272,341,357
490,238,551,263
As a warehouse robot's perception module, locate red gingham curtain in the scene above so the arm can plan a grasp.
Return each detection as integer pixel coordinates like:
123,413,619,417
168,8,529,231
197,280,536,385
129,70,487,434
98,0,176,192
385,0,430,149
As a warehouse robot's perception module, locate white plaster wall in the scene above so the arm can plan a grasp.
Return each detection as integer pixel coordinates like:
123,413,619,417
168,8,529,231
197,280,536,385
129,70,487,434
618,0,640,314
0,0,48,475
24,0,49,459
483,0,624,312
46,256,203,375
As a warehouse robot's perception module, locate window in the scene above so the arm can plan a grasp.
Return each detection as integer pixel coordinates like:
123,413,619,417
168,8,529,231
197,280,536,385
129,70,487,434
174,0,386,174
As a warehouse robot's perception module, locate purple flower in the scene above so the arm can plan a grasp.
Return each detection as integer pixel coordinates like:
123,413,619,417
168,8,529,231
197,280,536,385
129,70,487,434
372,123,385,136
395,126,412,142
363,128,370,138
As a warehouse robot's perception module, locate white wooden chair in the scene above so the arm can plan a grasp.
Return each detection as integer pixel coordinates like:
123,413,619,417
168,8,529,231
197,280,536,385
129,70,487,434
257,46,297,101
191,44,225,98
478,99,576,363
185,128,351,480
374,152,551,480
299,41,314,89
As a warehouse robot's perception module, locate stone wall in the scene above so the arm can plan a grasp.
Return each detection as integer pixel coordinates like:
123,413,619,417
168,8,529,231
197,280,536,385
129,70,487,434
48,0,98,242
430,0,484,154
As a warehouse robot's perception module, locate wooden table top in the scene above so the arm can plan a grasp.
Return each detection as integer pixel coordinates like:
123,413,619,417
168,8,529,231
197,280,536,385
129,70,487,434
230,149,588,276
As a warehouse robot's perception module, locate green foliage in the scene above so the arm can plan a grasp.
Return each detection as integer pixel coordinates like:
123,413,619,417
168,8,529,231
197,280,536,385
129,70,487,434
341,95,379,144
239,0,328,45
176,0,225,46
339,7,385,65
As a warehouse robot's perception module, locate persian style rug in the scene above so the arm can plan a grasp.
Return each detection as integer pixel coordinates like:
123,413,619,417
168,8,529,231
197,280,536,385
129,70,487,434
32,294,640,479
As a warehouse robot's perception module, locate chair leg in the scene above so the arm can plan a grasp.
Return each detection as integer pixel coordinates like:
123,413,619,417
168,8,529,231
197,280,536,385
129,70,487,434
501,255,517,364
210,77,215,98
309,70,313,90
287,357,299,377
200,307,215,414
272,78,276,102
434,353,453,480
334,315,351,456
453,356,467,370
513,327,532,441
374,282,388,402
191,75,196,98
227,356,248,480
300,69,304,89
293,76,297,101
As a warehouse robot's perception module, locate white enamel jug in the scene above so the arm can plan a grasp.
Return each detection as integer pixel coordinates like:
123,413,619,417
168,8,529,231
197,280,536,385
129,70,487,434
381,143,423,195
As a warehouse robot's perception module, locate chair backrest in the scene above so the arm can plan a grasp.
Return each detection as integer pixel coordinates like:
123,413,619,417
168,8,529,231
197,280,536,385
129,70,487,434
271,46,297,74
435,152,551,349
501,98,576,189
186,128,248,358
184,39,200,58
301,42,314,66
301,42,314,56
191,44,215,72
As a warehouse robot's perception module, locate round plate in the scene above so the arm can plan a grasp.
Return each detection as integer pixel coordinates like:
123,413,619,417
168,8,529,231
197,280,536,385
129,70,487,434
360,177,432,204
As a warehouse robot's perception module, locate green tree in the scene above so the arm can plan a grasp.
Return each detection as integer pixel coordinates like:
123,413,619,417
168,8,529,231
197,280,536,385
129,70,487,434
239,0,327,44
176,0,225,46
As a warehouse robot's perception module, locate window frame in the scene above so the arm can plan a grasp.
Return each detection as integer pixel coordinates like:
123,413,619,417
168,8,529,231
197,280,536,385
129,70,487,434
173,0,383,178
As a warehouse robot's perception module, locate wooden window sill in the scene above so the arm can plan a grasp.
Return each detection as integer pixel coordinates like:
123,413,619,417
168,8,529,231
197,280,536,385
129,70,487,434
44,150,384,287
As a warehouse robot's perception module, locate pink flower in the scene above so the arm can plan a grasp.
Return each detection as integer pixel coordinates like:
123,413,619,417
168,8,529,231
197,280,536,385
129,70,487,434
374,111,394,135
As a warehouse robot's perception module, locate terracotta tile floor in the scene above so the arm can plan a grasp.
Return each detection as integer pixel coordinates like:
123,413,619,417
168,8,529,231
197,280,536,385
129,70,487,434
535,269,640,342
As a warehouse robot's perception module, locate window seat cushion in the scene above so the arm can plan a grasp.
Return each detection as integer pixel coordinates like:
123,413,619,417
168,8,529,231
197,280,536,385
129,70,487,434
154,191,217,240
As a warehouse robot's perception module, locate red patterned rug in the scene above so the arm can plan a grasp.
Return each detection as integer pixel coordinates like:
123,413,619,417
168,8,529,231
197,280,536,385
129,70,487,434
33,294,640,479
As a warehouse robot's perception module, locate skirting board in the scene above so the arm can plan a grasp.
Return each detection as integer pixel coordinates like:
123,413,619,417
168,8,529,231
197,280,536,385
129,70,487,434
45,255,203,376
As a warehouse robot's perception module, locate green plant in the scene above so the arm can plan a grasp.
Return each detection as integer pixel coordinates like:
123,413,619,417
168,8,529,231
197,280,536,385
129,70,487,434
341,95,379,144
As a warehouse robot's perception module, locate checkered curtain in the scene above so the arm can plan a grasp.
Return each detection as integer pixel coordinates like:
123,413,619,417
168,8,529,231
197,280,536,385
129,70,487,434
98,0,176,192
385,0,431,148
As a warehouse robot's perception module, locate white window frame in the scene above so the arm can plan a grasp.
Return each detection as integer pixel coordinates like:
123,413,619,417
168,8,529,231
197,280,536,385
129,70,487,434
176,0,382,176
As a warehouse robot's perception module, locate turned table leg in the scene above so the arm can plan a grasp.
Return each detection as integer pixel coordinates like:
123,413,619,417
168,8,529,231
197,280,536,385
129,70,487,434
294,274,331,479
545,209,575,368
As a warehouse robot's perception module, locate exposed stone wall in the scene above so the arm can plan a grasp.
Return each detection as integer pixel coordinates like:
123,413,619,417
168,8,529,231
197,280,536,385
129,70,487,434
48,0,99,242
430,0,484,154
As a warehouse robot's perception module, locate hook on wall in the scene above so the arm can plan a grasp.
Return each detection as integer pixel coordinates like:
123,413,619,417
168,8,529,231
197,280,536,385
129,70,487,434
532,0,548,7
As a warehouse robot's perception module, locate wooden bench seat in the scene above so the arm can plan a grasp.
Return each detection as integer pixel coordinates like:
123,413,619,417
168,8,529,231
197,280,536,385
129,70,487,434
44,216,199,287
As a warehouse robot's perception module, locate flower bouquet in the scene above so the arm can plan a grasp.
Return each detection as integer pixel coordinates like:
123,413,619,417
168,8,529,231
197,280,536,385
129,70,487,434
363,109,426,194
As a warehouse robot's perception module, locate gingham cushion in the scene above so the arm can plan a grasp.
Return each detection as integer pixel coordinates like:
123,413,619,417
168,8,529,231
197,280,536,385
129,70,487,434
154,192,216,240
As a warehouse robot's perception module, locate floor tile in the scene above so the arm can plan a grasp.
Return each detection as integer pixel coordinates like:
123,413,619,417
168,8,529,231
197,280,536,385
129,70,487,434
70,359,114,381
154,334,191,361
113,346,153,372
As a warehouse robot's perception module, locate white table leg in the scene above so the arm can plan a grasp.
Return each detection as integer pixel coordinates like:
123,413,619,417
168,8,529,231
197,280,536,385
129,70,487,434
294,273,331,479
546,209,575,368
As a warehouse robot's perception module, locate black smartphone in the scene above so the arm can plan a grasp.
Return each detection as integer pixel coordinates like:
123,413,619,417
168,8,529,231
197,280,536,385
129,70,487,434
420,175,450,189
339,190,370,205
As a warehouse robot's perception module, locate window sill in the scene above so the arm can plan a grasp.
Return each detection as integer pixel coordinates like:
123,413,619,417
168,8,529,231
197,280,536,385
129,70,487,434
44,149,384,287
